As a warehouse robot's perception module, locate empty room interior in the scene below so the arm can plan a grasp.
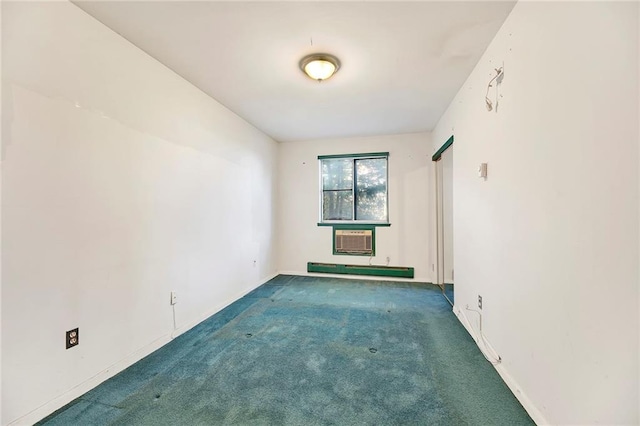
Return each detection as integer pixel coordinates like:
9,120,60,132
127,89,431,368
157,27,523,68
1,1,639,425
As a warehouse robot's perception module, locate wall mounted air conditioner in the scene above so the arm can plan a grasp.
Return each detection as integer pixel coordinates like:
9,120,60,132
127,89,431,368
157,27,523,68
334,229,373,255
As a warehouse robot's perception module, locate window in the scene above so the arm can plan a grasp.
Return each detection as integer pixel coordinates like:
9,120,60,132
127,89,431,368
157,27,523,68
319,153,388,223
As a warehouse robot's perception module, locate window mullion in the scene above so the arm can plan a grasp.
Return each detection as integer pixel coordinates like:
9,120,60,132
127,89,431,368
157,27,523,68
352,158,357,221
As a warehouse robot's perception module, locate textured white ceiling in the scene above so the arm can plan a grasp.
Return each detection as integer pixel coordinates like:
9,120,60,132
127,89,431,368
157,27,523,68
74,1,516,142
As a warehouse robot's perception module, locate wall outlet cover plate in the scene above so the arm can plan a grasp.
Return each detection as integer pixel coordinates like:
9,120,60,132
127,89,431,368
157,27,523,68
66,328,79,349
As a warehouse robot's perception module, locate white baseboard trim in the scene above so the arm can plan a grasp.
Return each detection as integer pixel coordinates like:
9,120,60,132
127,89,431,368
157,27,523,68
277,270,432,284
10,272,278,426
452,304,549,426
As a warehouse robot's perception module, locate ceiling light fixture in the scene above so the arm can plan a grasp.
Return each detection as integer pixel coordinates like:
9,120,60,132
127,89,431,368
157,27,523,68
299,53,340,82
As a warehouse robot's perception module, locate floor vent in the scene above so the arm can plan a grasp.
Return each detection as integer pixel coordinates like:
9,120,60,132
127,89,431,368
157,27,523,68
307,262,414,278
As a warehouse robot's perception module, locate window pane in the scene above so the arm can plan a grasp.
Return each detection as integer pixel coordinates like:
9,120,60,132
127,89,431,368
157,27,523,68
355,158,387,221
323,190,353,220
322,159,353,190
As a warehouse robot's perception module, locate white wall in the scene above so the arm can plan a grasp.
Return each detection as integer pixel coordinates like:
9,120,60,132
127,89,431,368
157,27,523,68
432,2,639,425
278,133,433,282
1,2,278,424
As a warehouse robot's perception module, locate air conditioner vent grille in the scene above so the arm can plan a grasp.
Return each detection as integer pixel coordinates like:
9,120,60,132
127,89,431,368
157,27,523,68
335,229,373,255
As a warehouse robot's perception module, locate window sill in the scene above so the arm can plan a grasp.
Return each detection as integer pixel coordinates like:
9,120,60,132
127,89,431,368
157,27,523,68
317,222,391,227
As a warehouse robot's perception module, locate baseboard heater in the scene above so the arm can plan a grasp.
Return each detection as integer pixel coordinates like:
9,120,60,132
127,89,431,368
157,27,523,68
307,262,414,278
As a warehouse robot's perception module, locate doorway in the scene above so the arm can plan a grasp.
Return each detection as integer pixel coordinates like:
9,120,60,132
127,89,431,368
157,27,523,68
434,136,454,306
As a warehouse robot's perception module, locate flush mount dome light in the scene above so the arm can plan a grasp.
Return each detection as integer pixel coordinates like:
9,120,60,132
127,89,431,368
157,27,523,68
299,53,340,82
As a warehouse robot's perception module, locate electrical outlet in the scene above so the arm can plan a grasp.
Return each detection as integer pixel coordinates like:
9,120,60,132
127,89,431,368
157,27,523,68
66,328,79,349
478,295,483,310
170,291,177,305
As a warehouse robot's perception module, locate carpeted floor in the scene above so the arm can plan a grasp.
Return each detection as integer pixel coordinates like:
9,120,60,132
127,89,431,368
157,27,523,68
39,275,533,425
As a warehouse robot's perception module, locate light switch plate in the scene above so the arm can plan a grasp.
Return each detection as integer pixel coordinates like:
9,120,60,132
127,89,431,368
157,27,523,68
478,163,488,178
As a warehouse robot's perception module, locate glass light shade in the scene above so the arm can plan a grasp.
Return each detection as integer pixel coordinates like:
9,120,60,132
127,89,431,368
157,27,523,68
304,60,336,81
300,54,340,81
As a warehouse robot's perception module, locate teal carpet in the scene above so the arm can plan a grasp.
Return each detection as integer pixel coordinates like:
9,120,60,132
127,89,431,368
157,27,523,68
39,275,533,425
